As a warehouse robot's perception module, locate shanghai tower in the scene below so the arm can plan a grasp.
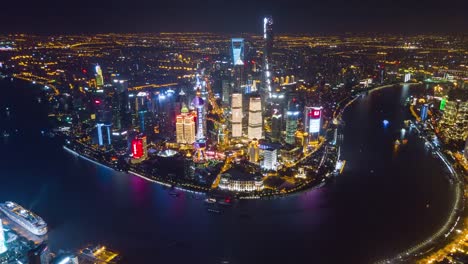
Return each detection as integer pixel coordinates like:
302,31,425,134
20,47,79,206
263,16,274,101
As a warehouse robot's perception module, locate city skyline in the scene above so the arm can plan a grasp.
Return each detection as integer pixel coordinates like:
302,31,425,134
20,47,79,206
0,5,467,263
1,0,467,34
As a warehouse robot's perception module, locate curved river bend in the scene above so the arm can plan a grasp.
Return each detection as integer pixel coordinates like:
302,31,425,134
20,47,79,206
0,80,454,263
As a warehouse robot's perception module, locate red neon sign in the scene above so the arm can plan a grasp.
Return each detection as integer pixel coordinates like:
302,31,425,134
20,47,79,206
308,109,321,118
132,138,144,159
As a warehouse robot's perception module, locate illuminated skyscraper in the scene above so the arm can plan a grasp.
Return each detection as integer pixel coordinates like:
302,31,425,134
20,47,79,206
222,80,231,105
286,100,300,145
217,125,227,147
231,93,243,138
439,99,468,143
262,147,277,171
192,91,207,163
192,90,206,140
231,38,245,66
232,38,245,89
94,98,112,146
176,104,195,144
96,123,112,146
263,16,274,100
111,78,131,130
270,110,282,142
0,218,6,254
304,107,322,136
248,96,263,140
95,65,104,87
131,135,147,163
248,139,260,163
420,104,428,121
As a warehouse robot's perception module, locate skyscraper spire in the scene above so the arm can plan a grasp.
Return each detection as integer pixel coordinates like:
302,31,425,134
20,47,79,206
263,16,274,101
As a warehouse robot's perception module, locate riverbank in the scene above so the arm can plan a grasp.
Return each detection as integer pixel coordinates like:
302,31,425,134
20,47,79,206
1,79,457,263
375,91,466,263
60,82,412,199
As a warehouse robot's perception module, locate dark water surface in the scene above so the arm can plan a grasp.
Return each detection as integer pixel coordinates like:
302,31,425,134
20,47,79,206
0,80,454,263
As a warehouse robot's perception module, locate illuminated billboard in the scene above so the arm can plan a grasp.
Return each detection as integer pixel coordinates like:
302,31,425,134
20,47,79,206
132,138,144,159
308,108,321,133
231,38,244,66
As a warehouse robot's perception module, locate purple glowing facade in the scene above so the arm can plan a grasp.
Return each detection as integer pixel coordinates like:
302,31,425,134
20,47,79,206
192,94,205,140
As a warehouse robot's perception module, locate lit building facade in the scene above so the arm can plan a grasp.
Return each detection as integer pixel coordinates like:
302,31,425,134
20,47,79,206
131,135,147,163
232,39,245,89
270,111,282,142
263,16,274,99
285,100,300,145
439,100,468,142
95,65,104,87
96,123,112,146
304,107,322,139
222,80,231,105
192,91,206,140
248,96,262,140
95,97,112,146
420,104,428,121
111,78,130,130
231,38,245,66
218,174,264,192
176,104,195,144
248,139,260,163
231,93,243,138
262,147,277,171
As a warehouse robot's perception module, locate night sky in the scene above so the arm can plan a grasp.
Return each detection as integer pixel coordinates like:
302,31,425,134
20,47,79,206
1,0,467,34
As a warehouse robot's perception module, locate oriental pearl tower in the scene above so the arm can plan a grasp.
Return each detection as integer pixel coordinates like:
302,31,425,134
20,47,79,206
192,89,207,163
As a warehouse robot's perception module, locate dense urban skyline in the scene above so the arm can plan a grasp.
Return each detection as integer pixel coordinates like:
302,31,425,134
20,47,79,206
1,0,467,33
0,2,467,262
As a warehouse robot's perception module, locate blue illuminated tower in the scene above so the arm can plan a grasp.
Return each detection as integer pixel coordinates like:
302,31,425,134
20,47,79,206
95,98,112,146
231,38,245,66
96,123,112,146
420,104,428,121
0,218,6,254
231,38,245,90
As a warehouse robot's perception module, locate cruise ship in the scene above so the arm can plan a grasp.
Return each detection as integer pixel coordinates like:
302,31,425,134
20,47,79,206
0,201,47,236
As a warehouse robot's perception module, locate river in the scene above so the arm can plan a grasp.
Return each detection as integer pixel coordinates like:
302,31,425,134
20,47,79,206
0,80,454,263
